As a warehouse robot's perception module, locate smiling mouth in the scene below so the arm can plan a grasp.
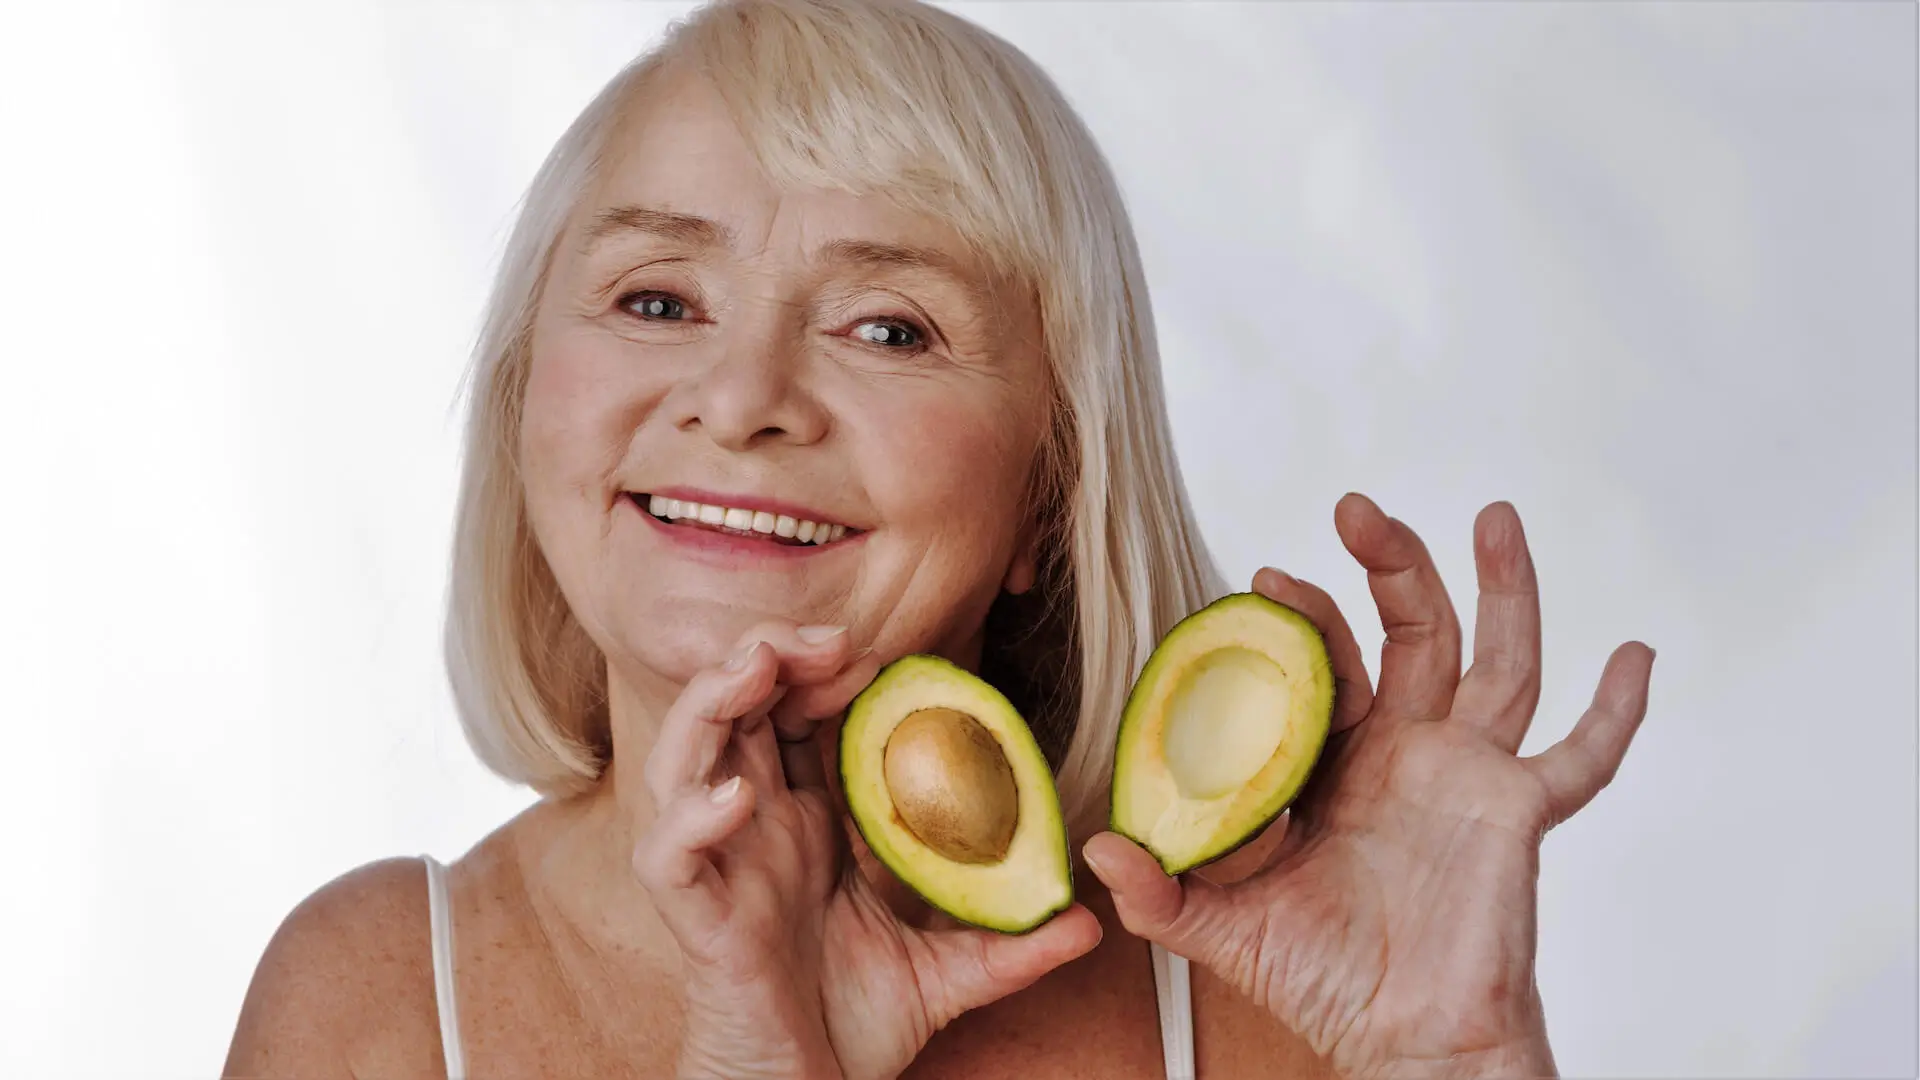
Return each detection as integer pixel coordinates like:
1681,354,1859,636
631,493,858,547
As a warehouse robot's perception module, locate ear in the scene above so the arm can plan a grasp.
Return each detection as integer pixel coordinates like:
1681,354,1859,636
1003,529,1039,596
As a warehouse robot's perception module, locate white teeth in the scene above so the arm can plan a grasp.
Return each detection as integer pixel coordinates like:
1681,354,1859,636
645,496,851,544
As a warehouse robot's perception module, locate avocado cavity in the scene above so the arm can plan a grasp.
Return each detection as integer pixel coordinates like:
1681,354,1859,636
1110,592,1335,875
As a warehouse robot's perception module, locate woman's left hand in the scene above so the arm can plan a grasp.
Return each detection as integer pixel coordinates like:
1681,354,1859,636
1085,494,1655,1079
635,622,1102,1080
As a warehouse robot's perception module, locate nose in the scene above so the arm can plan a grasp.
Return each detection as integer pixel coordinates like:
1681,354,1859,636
670,326,829,451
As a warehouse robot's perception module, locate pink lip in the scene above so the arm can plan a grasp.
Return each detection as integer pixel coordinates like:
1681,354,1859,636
644,485,860,531
627,495,865,566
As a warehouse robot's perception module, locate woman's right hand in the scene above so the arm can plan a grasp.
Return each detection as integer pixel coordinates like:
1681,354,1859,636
633,623,1104,1080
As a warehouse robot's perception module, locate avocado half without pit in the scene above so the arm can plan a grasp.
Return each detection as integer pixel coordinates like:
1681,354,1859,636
1111,592,1336,876
840,655,1074,934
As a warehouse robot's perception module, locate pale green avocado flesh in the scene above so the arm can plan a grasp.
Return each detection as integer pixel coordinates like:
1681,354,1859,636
840,655,1074,934
1110,592,1336,875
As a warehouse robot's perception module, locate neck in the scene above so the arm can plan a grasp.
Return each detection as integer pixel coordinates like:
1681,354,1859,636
511,660,685,976
523,631,1012,963
601,657,683,841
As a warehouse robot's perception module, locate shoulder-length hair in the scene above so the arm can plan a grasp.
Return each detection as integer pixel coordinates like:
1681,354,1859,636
444,0,1222,832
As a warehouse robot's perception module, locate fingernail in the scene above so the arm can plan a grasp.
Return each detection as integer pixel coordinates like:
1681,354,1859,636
797,624,847,644
849,645,875,662
1082,845,1111,880
710,776,743,803
725,641,758,671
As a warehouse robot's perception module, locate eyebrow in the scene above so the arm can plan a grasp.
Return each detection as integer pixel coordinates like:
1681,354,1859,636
584,205,733,251
581,205,992,303
819,238,991,307
820,238,963,275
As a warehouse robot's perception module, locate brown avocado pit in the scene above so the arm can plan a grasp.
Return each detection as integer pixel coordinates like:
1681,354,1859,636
841,654,1073,933
881,707,1019,865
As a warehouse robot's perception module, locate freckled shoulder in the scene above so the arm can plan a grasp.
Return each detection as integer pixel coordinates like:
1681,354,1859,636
220,856,446,1080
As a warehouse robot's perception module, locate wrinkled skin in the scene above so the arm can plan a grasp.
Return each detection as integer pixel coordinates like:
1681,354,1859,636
634,625,1103,1080
1088,494,1656,1079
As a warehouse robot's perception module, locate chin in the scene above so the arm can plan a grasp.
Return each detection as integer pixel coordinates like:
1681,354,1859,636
603,596,808,684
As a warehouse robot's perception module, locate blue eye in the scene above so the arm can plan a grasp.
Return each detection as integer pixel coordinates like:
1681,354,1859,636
855,320,921,348
623,293,687,320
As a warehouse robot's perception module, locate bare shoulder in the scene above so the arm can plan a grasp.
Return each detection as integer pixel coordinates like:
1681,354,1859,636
1194,964,1334,1079
221,856,444,1080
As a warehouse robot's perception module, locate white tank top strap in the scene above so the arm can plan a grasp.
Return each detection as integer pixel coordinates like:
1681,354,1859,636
1150,941,1196,1080
421,855,467,1080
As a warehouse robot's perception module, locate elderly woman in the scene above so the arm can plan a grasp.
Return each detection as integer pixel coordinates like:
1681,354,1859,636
222,0,1654,1077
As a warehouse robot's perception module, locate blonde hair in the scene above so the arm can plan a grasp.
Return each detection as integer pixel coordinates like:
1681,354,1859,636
444,0,1223,831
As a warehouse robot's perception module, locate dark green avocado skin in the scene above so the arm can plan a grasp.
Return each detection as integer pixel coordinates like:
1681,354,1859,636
839,654,1077,935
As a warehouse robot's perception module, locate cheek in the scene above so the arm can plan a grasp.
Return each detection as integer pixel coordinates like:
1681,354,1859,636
865,387,1039,550
519,326,647,509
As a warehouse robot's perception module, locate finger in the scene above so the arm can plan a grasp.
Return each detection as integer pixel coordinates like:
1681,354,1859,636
1252,567,1375,733
1082,832,1247,982
729,692,791,798
911,903,1103,1026
769,648,884,742
1190,811,1289,886
1527,642,1656,828
1257,809,1314,874
1334,492,1463,723
1450,502,1543,753
643,641,780,803
732,621,860,712
632,777,758,913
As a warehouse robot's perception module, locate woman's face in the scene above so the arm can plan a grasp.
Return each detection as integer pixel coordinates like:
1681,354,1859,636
520,68,1050,693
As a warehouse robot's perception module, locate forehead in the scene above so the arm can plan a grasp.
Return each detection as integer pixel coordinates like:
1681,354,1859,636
581,68,985,272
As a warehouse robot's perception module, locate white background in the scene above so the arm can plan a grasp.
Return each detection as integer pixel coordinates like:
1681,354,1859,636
0,2,1912,1076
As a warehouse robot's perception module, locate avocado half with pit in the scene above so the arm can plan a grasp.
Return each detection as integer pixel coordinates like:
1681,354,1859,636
840,655,1073,934
1111,592,1336,875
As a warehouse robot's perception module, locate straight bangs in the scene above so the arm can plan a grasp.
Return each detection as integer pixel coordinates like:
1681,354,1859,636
673,0,1055,287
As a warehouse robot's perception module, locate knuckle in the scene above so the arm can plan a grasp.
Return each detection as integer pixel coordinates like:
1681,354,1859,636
735,619,795,652
1481,645,1538,680
1383,616,1441,646
631,838,668,888
1295,577,1334,607
653,796,710,851
686,669,741,718
642,757,669,796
